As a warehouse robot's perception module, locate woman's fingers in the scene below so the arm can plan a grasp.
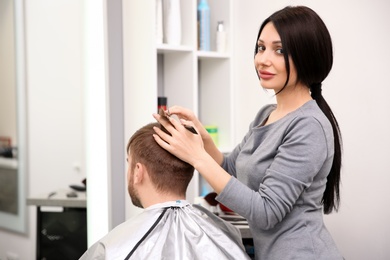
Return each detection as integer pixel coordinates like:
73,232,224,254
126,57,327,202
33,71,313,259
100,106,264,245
154,111,198,137
152,126,171,147
166,107,205,136
154,112,174,132
166,105,195,121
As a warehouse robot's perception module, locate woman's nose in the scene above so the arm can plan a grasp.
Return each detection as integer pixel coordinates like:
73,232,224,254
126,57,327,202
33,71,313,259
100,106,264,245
255,51,271,67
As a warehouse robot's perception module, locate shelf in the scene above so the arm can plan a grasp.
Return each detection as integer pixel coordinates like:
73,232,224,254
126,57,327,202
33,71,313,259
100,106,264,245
27,189,86,208
157,44,193,54
197,51,230,59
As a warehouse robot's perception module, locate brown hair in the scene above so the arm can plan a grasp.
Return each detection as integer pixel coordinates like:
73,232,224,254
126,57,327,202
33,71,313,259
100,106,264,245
127,122,194,196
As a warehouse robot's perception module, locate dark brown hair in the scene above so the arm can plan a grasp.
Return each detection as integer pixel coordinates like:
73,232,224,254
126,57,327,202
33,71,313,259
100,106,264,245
254,6,342,214
127,122,194,196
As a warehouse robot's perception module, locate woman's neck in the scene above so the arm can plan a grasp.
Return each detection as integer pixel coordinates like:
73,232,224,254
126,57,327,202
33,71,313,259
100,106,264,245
265,85,312,125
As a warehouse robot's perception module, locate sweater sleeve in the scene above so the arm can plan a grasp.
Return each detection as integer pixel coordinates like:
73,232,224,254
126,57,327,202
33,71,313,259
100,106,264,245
217,116,330,230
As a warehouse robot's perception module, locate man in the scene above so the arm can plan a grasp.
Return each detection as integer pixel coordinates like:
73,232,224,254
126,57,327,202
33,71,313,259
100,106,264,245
80,122,250,259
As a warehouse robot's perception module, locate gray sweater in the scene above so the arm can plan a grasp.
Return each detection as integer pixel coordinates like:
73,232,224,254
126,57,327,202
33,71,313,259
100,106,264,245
217,100,342,259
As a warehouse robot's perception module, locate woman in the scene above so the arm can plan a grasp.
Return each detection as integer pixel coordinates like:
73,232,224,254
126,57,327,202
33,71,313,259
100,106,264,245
153,6,343,259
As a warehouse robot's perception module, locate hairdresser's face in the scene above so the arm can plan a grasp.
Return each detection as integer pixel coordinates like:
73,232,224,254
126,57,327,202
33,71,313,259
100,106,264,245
254,22,297,91
127,151,142,208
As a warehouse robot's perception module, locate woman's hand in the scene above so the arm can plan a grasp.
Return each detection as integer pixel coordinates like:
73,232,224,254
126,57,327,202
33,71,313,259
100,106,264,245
154,106,224,165
166,106,210,139
153,107,230,194
152,111,205,166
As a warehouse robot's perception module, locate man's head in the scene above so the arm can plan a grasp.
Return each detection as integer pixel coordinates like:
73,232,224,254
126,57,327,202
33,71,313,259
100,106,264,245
126,122,194,208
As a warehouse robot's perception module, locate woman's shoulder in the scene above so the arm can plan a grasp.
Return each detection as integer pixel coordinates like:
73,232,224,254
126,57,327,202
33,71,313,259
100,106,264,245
260,101,332,134
251,101,331,133
295,100,331,128
285,101,333,142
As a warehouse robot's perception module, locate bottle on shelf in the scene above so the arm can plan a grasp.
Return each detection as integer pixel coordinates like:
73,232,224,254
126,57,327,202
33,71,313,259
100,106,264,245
216,21,226,53
205,125,218,147
157,96,168,112
163,0,181,45
197,0,210,51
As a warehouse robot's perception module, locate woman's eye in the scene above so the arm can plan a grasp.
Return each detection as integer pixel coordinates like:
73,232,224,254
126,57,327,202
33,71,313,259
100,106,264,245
257,45,265,52
276,48,284,54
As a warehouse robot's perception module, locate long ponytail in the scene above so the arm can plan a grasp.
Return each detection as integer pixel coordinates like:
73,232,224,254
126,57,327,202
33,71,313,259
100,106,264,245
310,83,342,214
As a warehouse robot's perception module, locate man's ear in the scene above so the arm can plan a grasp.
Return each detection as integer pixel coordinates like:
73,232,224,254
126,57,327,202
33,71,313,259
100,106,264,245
133,162,145,184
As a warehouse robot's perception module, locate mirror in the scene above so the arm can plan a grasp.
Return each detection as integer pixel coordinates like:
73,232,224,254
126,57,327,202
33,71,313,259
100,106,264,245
0,0,26,233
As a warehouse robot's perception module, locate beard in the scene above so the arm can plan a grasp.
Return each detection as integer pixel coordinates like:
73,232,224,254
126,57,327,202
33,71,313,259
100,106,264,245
128,170,143,208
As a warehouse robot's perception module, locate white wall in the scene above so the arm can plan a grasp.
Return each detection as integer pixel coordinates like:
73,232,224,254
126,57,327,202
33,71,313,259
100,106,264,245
0,1,85,259
233,0,390,259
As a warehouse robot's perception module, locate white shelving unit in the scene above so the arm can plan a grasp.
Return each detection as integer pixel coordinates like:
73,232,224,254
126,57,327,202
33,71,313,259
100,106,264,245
123,0,234,208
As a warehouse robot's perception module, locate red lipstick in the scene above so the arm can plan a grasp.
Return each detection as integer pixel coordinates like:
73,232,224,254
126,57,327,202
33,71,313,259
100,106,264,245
258,70,275,80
